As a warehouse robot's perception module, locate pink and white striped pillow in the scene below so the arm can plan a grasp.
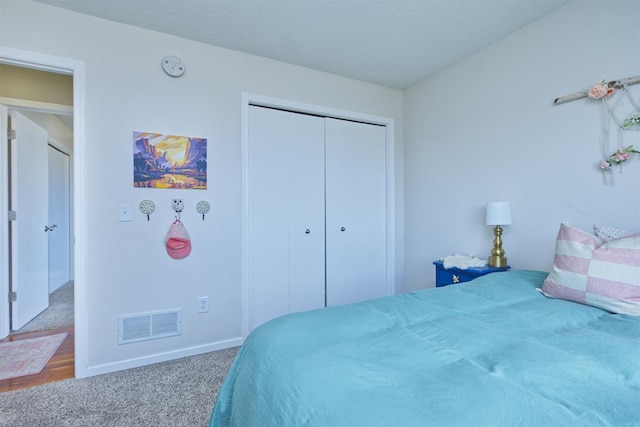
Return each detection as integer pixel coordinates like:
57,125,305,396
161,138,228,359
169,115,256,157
540,224,640,315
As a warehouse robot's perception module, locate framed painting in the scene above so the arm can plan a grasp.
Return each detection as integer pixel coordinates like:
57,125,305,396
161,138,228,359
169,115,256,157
133,131,207,189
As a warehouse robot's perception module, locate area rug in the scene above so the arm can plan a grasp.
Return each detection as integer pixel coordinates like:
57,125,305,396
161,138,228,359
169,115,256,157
0,333,68,380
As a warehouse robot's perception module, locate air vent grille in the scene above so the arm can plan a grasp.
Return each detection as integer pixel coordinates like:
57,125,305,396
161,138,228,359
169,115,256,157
122,316,151,342
118,309,182,344
152,311,179,335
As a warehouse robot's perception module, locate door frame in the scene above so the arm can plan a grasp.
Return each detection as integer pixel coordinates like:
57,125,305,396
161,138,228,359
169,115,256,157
240,93,396,339
0,46,88,378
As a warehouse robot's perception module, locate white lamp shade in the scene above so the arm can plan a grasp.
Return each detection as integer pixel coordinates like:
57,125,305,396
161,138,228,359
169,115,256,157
486,202,512,226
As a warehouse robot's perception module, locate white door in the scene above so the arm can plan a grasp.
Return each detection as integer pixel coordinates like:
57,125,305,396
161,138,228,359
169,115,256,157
48,145,71,292
325,118,387,306
247,106,326,332
9,110,50,330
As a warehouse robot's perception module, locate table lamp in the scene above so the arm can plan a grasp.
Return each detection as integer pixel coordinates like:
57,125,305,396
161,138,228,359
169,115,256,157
486,201,511,267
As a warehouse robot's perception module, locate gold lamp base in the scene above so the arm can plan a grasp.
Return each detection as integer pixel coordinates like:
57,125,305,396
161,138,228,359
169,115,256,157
488,255,508,268
488,225,508,268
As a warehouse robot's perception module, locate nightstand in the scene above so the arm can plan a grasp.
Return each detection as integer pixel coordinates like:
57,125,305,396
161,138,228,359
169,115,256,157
433,260,510,287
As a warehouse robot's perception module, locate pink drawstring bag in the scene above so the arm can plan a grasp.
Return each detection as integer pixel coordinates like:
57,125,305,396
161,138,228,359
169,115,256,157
165,219,192,259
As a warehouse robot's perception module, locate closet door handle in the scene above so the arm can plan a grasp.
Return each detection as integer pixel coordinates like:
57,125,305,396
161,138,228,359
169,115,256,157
340,227,346,232
305,229,311,234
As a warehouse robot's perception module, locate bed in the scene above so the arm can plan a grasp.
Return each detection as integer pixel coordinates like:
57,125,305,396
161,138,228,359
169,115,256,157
210,226,640,426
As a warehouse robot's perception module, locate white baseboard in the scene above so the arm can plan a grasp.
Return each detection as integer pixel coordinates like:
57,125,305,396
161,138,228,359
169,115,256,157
82,337,243,378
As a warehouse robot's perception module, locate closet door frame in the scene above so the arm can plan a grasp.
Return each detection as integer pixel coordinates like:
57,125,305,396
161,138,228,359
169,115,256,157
241,93,396,339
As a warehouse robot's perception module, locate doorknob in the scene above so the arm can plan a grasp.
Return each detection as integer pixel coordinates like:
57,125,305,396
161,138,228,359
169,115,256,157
340,227,346,232
305,229,310,234
44,224,57,232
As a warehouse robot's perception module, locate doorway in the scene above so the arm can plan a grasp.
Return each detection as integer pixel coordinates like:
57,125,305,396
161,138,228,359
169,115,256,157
5,108,73,333
0,105,74,391
0,46,87,380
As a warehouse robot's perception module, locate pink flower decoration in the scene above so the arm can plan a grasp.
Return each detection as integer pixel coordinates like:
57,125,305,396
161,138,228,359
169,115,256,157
588,83,609,99
600,159,611,170
612,151,631,162
605,87,615,98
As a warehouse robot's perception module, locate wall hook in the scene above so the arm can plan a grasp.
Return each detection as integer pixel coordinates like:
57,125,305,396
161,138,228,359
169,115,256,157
196,200,210,220
139,200,155,221
172,198,184,221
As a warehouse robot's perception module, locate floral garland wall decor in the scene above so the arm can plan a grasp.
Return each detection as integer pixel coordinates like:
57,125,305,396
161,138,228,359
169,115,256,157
599,145,640,172
587,81,615,100
555,75,640,183
587,79,640,175
623,113,640,129
553,75,640,106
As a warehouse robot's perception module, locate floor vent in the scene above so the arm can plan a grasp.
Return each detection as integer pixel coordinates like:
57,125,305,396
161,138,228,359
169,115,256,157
118,309,182,344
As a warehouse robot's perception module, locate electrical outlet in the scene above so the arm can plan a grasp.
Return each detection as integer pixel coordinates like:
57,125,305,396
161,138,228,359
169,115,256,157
198,296,209,313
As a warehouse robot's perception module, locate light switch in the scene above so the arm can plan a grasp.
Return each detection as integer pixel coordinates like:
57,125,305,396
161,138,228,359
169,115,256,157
118,203,132,222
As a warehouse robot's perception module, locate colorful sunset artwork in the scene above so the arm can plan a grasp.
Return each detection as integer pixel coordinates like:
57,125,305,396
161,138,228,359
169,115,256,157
133,131,207,189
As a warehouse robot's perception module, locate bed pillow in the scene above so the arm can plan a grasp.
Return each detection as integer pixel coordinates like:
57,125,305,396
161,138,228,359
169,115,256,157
540,224,640,315
593,224,634,241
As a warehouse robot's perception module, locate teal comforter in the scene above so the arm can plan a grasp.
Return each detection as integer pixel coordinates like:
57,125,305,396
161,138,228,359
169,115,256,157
210,270,640,426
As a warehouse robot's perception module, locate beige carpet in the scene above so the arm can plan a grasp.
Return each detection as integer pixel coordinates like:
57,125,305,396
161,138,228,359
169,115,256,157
0,333,67,380
0,346,238,426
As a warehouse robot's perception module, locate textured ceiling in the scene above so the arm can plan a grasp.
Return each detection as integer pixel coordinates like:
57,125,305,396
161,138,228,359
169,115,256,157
33,0,571,89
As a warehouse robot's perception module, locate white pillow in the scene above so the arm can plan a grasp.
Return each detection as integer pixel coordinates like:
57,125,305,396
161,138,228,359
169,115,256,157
593,224,634,241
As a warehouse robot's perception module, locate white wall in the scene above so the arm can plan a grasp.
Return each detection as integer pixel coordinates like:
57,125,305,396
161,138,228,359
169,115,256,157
0,0,403,374
404,0,640,290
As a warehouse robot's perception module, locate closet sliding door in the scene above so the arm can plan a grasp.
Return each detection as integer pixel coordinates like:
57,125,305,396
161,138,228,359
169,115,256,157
247,106,326,332
247,105,388,332
325,118,387,306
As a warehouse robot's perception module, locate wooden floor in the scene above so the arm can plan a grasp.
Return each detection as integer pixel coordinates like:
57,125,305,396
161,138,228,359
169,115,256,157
0,326,74,392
